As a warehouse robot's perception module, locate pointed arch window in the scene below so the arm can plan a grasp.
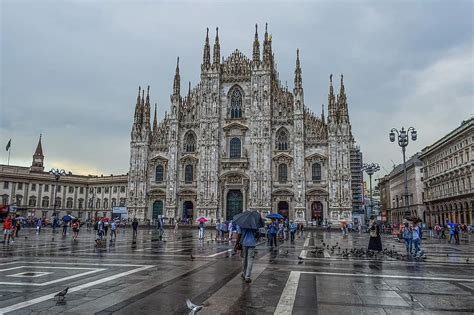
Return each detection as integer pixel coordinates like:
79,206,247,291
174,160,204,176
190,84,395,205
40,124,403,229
185,165,193,184
230,138,241,159
278,164,288,183
276,128,289,151
312,163,322,181
230,88,243,118
184,132,196,153
155,165,164,183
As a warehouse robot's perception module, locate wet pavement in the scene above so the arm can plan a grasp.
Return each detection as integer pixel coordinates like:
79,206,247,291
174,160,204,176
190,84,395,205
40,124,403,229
0,227,473,314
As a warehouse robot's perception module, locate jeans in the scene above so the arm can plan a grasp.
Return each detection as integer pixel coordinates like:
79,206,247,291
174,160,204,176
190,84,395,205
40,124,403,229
242,246,255,279
269,234,277,248
199,227,204,239
133,229,137,238
290,231,295,242
412,238,421,255
404,238,412,254
111,230,117,239
449,234,455,243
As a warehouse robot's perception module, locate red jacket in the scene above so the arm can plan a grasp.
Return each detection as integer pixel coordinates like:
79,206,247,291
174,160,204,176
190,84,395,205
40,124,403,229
3,219,12,230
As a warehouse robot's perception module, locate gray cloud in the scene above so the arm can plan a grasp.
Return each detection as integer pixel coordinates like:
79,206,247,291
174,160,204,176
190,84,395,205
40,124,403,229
1,0,472,178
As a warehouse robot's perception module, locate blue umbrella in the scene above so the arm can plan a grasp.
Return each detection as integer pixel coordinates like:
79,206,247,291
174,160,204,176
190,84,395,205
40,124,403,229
233,211,263,230
266,213,284,220
62,215,74,222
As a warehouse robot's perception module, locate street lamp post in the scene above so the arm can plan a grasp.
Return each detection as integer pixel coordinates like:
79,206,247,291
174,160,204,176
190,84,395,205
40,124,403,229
389,127,417,219
362,163,380,221
49,168,66,218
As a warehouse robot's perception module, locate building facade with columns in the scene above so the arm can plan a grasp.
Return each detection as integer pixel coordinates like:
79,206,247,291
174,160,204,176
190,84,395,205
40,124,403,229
420,118,473,225
128,25,358,224
0,136,128,220
378,153,425,224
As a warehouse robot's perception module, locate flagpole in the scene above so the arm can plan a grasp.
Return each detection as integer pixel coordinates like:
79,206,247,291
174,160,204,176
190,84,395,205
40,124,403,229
7,147,10,166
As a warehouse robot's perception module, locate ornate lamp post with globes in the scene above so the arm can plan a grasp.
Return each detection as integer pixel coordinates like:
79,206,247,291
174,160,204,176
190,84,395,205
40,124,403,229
362,163,380,221
389,126,417,219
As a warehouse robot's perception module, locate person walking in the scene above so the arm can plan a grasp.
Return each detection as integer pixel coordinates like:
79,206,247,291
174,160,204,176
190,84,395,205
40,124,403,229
36,218,42,234
367,217,382,253
402,222,413,256
2,216,13,244
448,222,456,244
132,218,139,239
14,217,21,237
412,221,422,256
239,227,257,283
104,220,109,237
62,219,68,236
110,221,117,240
174,220,179,234
198,221,205,240
269,220,278,250
289,221,297,242
71,220,79,241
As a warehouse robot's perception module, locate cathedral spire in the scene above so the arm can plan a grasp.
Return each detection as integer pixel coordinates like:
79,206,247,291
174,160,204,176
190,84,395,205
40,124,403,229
262,23,272,66
328,74,336,123
146,85,150,105
293,49,303,93
213,27,220,65
173,57,180,96
338,74,349,123
143,85,151,131
133,86,144,128
187,81,191,101
321,104,326,124
202,27,210,68
252,23,260,63
152,103,158,133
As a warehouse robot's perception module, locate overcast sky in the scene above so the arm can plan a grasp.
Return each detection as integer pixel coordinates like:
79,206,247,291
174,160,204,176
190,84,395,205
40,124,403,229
1,0,473,180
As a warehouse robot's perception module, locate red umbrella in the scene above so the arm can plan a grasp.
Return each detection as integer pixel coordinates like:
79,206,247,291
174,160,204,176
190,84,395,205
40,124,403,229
197,217,208,223
102,217,110,222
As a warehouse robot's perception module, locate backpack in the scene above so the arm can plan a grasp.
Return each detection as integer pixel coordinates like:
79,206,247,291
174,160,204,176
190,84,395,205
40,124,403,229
94,221,98,231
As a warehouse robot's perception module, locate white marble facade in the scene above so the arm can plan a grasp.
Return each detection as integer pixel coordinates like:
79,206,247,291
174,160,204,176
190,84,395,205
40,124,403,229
128,26,356,224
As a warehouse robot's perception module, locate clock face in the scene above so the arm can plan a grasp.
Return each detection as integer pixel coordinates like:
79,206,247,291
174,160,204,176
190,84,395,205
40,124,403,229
35,158,42,163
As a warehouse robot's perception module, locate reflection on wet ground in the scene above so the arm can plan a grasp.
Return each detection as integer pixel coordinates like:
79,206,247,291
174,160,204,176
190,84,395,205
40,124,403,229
0,227,473,314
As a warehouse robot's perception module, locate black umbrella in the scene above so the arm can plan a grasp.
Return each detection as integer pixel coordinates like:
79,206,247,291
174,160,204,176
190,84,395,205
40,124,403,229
232,211,262,230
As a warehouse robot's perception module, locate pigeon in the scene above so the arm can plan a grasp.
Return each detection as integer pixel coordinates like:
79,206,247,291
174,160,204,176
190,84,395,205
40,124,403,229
186,298,203,315
55,287,69,303
190,254,195,260
466,258,469,263
297,256,304,261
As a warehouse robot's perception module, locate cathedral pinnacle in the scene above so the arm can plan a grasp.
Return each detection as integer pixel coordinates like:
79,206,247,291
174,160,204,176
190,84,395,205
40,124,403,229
203,28,210,67
294,49,302,92
252,23,260,63
262,23,272,66
173,57,180,96
213,27,220,65
321,104,326,124
146,85,150,105
136,86,141,105
153,103,158,133
328,74,336,123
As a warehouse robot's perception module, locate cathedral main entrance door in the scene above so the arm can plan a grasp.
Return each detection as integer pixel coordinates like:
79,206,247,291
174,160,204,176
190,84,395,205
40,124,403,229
226,190,243,221
152,200,163,220
183,201,193,221
278,201,289,219
311,201,323,225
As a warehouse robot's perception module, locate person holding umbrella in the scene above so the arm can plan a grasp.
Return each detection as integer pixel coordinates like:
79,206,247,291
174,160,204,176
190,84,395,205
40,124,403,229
197,217,207,240
233,210,263,283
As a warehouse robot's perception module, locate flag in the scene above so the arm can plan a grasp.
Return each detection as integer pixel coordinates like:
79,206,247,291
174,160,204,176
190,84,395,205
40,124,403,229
6,139,11,151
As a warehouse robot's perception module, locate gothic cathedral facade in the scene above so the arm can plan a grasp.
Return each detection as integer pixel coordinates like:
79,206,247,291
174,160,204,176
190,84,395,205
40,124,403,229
128,25,356,224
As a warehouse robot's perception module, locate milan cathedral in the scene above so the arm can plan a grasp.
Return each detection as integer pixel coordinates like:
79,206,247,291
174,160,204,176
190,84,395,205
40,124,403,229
128,25,357,224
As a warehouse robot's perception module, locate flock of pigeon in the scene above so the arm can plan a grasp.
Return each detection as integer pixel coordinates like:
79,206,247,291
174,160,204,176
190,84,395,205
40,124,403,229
298,239,428,262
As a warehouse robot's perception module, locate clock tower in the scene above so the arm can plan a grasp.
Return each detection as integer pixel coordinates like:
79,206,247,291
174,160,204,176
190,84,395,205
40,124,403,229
31,134,44,173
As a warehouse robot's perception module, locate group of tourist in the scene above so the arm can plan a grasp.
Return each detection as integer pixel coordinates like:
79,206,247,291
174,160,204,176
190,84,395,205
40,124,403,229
2,215,21,244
